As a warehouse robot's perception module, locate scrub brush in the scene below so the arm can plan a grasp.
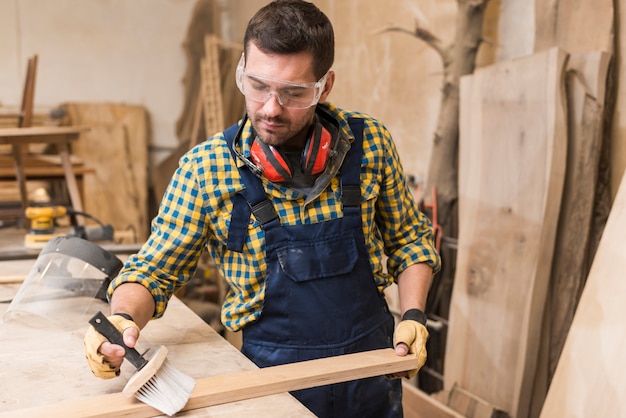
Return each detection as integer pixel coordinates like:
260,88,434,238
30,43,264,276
89,311,195,416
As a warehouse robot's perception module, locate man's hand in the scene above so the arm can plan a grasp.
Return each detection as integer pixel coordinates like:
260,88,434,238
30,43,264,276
84,314,140,379
391,309,429,379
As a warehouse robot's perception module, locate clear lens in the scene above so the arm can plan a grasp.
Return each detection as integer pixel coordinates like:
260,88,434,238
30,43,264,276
236,55,328,109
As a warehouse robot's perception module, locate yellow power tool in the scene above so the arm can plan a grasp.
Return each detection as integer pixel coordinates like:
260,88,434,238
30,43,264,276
24,205,68,249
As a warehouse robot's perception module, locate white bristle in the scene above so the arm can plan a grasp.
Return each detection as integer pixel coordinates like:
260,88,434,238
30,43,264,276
135,359,196,416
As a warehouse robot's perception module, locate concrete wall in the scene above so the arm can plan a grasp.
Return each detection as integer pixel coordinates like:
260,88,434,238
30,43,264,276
0,0,197,163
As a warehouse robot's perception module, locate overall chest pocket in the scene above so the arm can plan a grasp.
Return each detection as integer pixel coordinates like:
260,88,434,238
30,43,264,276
276,235,359,282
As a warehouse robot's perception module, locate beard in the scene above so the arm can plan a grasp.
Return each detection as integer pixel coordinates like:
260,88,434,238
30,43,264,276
248,107,315,150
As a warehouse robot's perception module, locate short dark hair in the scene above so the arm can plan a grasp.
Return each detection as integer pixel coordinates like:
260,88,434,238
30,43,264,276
243,0,334,79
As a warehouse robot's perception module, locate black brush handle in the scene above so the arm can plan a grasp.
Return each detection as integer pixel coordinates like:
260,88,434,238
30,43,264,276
89,311,148,370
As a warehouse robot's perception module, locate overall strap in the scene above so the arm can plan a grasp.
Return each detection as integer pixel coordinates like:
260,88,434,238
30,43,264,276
225,117,365,252
340,117,364,210
225,122,279,252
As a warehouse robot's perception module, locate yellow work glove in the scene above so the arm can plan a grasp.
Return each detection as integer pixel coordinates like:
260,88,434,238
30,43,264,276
84,313,139,379
393,309,429,379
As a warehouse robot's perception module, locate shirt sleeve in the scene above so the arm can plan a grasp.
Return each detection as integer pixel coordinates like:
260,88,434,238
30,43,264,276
371,122,441,278
107,148,210,318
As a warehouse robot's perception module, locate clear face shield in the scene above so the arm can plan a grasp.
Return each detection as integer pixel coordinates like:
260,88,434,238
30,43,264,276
3,236,123,331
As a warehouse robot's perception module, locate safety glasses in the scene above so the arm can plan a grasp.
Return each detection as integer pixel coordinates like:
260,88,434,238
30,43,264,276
236,54,328,109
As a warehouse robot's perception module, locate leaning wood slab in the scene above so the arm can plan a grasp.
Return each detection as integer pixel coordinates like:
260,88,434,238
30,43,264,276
401,381,464,418
540,173,626,416
445,47,568,418
535,0,614,54
546,50,611,380
2,348,414,418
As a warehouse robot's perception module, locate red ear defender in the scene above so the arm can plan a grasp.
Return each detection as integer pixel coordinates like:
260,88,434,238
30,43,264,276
249,122,332,182
302,123,331,176
250,139,293,182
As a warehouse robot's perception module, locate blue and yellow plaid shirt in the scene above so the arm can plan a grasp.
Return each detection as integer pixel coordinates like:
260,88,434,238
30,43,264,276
109,103,441,331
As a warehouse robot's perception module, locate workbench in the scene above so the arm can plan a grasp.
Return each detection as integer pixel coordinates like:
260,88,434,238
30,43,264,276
0,126,90,221
0,260,314,417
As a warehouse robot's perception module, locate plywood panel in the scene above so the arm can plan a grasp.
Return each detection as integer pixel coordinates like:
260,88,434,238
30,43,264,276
535,0,614,54
445,47,568,418
62,103,150,241
540,172,626,417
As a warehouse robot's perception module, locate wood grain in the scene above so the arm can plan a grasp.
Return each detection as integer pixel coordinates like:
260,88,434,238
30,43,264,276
540,172,626,416
402,381,464,418
2,348,415,418
0,296,314,417
444,47,568,418
535,0,614,54
62,103,149,241
547,51,611,379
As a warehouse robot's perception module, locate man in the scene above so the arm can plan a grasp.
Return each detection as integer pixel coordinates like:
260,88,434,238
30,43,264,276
84,1,440,416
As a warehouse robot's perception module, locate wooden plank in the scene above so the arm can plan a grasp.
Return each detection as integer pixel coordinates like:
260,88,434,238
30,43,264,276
0,153,86,167
62,103,149,241
18,54,38,128
58,144,84,213
540,172,626,417
532,0,614,411
0,166,93,179
402,382,464,418
530,50,612,418
547,51,611,379
447,384,509,418
0,126,87,139
0,292,314,417
198,34,225,146
175,0,220,145
0,275,24,284
445,47,568,418
3,348,415,418
71,123,143,237
535,0,614,54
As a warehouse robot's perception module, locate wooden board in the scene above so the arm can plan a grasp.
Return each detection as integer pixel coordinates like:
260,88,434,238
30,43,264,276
62,103,149,241
3,348,415,418
547,51,611,378
444,47,568,418
175,0,220,145
532,2,614,413
446,384,509,418
535,0,614,54
402,382,464,418
540,172,626,417
0,291,314,417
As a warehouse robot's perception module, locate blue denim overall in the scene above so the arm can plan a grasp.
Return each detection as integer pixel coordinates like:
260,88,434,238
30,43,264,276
225,117,402,417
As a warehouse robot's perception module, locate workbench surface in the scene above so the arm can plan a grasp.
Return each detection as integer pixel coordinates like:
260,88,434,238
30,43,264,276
0,260,314,417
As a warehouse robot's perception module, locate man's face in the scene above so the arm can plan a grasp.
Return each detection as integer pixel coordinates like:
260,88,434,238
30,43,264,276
242,43,334,150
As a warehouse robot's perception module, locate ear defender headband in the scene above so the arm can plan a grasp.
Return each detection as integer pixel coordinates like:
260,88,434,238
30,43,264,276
250,121,332,183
